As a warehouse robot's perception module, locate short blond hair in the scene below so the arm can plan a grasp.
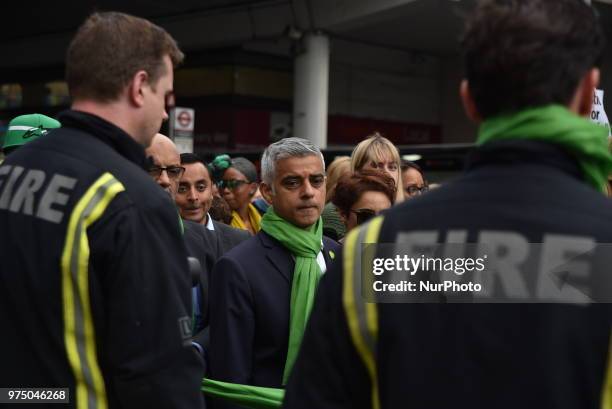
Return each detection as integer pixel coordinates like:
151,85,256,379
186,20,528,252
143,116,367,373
350,132,404,202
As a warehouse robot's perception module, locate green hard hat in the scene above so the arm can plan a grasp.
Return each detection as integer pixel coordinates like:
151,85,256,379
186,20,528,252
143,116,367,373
2,114,61,151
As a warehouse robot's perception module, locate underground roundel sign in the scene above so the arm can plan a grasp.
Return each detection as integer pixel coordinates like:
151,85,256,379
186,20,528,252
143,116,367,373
174,107,195,132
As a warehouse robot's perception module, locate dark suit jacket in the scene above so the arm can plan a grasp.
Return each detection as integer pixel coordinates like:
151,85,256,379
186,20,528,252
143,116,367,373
211,220,251,257
183,220,250,307
208,230,340,408
183,220,216,291
184,219,250,277
184,220,250,354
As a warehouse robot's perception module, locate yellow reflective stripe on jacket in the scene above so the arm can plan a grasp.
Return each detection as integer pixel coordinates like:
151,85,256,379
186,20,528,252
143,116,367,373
602,332,612,409
343,216,384,409
61,173,125,409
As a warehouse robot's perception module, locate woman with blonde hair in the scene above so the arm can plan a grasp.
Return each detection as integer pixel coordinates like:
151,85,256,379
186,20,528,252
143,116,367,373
350,132,404,203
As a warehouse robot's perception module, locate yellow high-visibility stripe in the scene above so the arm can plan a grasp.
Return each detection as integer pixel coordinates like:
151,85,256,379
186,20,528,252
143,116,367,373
61,173,125,409
343,216,384,409
343,227,368,370
363,218,383,346
602,332,612,409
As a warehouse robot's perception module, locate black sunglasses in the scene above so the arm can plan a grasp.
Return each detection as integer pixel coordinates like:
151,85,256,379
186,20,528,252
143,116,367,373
217,179,249,190
351,209,377,226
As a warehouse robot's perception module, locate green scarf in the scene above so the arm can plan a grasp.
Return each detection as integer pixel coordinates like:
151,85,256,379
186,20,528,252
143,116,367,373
201,209,323,409
202,379,284,409
260,207,323,384
477,105,612,193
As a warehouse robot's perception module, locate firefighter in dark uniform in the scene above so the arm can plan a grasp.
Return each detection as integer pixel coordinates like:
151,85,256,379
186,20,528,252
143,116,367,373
283,1,612,408
0,12,205,409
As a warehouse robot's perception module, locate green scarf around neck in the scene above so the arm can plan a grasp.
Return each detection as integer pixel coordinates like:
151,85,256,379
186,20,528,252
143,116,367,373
477,105,612,193
260,207,323,385
201,209,323,409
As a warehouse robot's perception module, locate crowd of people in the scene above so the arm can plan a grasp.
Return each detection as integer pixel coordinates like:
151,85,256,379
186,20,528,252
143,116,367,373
1,0,612,408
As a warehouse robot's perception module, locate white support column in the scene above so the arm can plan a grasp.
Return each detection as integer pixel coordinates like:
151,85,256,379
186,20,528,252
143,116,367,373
293,32,330,148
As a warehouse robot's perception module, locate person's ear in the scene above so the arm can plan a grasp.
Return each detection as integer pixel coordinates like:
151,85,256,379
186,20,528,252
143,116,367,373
260,182,274,204
460,79,483,124
128,70,149,108
248,182,258,196
577,68,600,117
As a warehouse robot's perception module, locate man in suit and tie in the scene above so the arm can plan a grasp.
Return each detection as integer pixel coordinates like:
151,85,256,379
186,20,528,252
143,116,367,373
208,137,340,408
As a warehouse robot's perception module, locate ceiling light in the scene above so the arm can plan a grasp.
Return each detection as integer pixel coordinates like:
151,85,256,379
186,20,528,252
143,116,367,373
402,154,422,162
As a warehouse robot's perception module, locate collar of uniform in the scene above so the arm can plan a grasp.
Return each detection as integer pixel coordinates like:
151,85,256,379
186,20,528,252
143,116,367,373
57,110,148,169
465,139,583,181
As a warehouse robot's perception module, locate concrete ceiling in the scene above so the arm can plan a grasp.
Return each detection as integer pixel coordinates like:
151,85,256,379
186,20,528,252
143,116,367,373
2,0,612,74
1,0,276,43
332,0,476,56
334,0,612,56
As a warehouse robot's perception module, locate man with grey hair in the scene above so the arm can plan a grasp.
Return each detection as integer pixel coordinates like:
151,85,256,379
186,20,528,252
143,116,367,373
208,137,340,409
260,137,326,186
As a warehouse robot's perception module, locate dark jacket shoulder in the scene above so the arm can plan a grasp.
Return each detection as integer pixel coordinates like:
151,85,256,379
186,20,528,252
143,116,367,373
212,221,250,252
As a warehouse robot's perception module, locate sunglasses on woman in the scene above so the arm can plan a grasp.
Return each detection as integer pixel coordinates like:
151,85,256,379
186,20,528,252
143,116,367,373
217,179,249,190
351,208,377,226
